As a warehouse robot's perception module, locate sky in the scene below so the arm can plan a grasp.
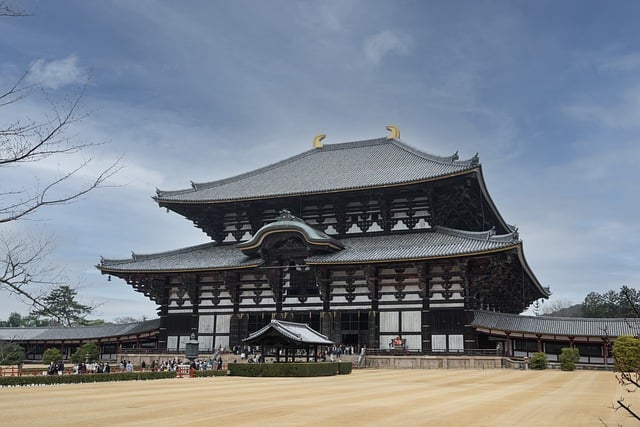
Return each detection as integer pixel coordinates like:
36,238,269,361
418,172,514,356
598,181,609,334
1,0,639,321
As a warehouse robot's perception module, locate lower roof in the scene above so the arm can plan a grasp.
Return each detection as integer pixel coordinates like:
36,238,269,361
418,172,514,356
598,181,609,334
98,227,520,274
473,311,640,338
3,314,638,344
0,319,160,342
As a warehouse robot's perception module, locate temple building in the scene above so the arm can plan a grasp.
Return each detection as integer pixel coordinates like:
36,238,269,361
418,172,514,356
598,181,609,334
98,127,551,354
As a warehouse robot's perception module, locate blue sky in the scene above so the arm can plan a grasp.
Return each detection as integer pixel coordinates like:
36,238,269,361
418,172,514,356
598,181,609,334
1,0,639,321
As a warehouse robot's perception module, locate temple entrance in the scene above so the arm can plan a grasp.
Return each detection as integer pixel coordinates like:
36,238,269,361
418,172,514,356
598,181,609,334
342,333,359,347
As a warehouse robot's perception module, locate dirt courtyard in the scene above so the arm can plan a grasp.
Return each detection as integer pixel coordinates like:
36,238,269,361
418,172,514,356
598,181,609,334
0,369,634,426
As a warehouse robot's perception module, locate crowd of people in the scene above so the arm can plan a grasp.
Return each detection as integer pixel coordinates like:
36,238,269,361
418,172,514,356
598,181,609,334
45,343,358,376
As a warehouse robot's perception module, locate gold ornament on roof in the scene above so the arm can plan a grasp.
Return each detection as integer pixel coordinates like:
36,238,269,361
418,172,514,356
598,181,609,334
386,125,400,140
313,134,326,149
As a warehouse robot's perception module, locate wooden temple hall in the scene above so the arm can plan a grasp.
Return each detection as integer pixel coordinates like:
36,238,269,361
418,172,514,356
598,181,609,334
98,126,550,354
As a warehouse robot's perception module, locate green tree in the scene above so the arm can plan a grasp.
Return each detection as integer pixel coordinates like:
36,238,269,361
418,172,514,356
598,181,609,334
613,335,640,372
42,347,62,365
71,343,99,364
0,342,25,365
529,352,548,370
559,347,580,371
582,286,640,318
29,285,94,327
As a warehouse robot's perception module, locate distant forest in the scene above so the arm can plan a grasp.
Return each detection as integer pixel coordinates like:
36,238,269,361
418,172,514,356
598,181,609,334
542,286,639,318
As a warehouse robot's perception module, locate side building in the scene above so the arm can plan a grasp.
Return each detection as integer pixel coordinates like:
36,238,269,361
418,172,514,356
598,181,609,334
97,129,550,354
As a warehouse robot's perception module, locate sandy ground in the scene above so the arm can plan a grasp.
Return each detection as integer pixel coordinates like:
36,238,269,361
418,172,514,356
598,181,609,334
0,369,634,426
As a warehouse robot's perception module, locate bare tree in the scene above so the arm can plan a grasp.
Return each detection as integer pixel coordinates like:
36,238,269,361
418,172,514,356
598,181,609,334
0,1,28,17
1,12,121,316
610,286,640,421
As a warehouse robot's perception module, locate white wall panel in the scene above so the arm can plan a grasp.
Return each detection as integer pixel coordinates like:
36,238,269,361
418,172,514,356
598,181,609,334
380,311,399,333
448,334,464,352
432,334,447,352
198,315,215,334
216,314,231,334
215,336,229,351
198,336,213,352
401,311,421,332
404,335,421,351
167,336,178,351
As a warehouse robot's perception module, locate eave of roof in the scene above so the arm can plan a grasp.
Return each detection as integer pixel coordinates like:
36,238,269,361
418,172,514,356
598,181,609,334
0,319,161,342
306,226,521,265
472,311,639,338
98,242,262,274
95,227,542,296
154,137,480,204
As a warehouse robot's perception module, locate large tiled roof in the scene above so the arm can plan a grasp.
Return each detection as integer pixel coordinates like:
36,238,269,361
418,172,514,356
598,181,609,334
243,319,334,346
155,138,479,203
98,227,519,274
0,319,160,342
306,226,519,264
98,242,262,273
472,311,640,338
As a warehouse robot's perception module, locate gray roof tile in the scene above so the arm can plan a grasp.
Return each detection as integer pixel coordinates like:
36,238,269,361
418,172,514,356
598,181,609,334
472,311,640,338
99,242,262,273
307,226,519,264
155,138,479,203
0,319,160,341
98,227,518,273
243,319,334,345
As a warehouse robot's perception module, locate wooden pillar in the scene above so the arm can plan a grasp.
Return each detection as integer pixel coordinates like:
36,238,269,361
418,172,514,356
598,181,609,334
365,265,379,349
536,335,542,353
156,276,170,352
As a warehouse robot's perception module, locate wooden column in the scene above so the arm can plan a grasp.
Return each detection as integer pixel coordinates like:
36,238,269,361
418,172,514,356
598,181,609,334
365,265,379,349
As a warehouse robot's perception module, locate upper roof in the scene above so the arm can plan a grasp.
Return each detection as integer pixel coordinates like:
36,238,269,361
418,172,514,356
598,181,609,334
472,311,640,338
0,319,160,342
243,319,334,346
154,137,480,204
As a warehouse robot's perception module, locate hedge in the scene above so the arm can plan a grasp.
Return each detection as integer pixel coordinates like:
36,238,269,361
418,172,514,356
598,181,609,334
0,370,177,387
193,369,229,377
228,361,352,377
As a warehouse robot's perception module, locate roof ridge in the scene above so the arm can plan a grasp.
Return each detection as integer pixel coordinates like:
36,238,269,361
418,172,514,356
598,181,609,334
390,139,480,167
156,138,388,197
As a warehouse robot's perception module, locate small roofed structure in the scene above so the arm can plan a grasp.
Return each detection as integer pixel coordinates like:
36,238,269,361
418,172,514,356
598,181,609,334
243,319,333,362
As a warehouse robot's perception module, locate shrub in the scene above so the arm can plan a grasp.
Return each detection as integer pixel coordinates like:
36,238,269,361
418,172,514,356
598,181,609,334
42,348,62,365
71,343,99,363
0,370,177,387
228,362,349,377
193,369,229,377
529,352,548,370
559,347,580,371
0,343,25,366
613,335,640,372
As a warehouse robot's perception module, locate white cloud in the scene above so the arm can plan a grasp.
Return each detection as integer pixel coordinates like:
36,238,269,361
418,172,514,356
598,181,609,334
27,55,87,89
562,85,640,129
597,52,640,73
363,30,410,64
